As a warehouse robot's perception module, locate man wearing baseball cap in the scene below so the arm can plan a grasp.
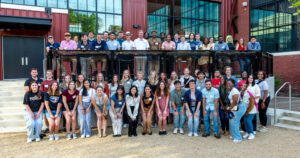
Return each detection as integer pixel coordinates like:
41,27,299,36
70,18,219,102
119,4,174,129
59,32,77,76
45,35,60,70
148,30,161,74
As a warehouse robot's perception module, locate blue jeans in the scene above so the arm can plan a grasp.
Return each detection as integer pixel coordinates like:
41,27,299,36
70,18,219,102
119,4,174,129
78,101,92,136
219,105,229,131
229,103,246,141
244,113,255,134
24,110,43,140
239,57,251,72
204,108,219,135
186,107,200,134
173,106,186,129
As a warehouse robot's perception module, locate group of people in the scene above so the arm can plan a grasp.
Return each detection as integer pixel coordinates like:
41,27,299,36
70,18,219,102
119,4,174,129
46,30,262,78
23,64,270,143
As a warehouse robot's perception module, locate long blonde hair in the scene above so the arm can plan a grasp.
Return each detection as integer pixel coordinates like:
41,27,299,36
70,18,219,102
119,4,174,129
148,70,158,85
62,75,71,90
121,69,131,85
95,73,107,87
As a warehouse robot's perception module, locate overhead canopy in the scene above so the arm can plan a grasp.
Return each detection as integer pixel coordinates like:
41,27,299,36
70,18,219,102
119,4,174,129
0,15,52,30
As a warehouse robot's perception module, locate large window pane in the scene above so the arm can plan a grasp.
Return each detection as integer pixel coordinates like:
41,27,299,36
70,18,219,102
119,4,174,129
87,0,96,11
1,0,13,3
106,0,114,13
114,15,122,32
78,0,87,11
58,0,67,9
37,0,47,7
97,0,105,12
87,12,97,32
69,0,78,9
69,10,79,33
13,0,23,4
106,14,114,32
114,0,122,14
24,0,35,5
48,0,57,8
98,13,106,33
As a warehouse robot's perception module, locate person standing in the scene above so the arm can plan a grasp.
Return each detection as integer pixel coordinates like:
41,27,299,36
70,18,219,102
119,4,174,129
108,74,120,97
227,79,246,143
187,33,197,50
214,36,230,71
170,80,186,134
211,70,221,89
60,75,71,92
237,71,248,90
93,72,109,96
255,71,270,132
177,36,192,75
140,85,155,135
92,85,109,137
45,35,60,70
132,71,146,96
77,34,92,77
87,31,95,43
179,68,194,91
173,33,181,49
126,86,140,137
107,32,121,50
161,34,176,50
23,82,44,143
218,76,230,136
59,32,77,76
78,80,95,138
109,86,126,137
155,81,170,135
224,66,238,88
90,34,108,76
24,68,43,93
184,80,202,136
120,69,133,128
117,31,125,49
44,82,62,141
236,38,251,73
133,30,150,76
122,32,134,50
62,81,79,140
198,37,212,73
148,30,162,74
195,33,203,50
196,71,207,91
103,31,109,42
202,80,221,139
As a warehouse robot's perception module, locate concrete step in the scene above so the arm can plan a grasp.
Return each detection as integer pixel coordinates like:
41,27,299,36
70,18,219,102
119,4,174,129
0,96,23,102
0,91,24,96
0,107,24,114
0,87,24,92
0,119,26,128
0,126,26,133
0,113,24,120
274,123,300,131
0,101,23,107
284,111,300,119
278,116,300,127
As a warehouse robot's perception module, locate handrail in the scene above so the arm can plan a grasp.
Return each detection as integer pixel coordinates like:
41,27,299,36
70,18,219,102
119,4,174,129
274,82,292,124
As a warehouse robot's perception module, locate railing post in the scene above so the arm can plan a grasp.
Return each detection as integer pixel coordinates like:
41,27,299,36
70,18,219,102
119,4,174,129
289,83,292,111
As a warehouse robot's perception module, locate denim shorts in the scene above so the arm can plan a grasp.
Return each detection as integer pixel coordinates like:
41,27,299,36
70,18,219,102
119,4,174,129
45,110,61,118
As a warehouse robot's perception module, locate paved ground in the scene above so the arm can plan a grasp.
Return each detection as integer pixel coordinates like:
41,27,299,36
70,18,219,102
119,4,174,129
0,125,299,158
269,97,300,111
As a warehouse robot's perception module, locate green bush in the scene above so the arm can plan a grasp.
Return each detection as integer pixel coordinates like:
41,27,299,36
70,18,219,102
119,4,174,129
274,74,282,88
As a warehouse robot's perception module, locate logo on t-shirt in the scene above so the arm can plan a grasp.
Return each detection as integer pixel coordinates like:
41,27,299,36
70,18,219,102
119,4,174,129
50,96,59,103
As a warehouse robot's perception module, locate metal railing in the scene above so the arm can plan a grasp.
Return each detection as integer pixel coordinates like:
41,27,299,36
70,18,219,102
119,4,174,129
274,82,292,123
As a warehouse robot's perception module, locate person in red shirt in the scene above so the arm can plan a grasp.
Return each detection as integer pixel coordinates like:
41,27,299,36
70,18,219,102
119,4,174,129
211,70,221,89
237,71,248,90
40,70,55,93
39,70,55,133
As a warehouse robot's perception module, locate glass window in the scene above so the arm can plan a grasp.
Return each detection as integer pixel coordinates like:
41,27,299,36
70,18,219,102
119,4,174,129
87,0,96,11
97,0,105,12
69,0,78,9
13,0,23,4
58,0,67,9
106,14,114,32
106,0,114,13
114,15,122,32
48,0,57,8
37,0,47,7
24,0,35,5
98,13,106,33
87,12,97,32
114,0,122,14
1,0,13,3
78,0,87,11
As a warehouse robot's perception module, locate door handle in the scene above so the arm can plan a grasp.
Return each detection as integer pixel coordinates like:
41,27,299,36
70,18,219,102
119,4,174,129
25,57,28,65
21,57,24,65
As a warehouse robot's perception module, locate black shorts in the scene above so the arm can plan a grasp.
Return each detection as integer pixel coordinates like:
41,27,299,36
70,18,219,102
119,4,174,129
62,102,75,111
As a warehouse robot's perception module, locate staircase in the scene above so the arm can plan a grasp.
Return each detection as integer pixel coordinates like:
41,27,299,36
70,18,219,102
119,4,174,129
274,111,300,131
0,80,26,133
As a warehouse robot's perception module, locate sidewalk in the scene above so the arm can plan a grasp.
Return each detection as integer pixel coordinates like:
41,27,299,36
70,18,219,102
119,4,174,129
269,96,300,111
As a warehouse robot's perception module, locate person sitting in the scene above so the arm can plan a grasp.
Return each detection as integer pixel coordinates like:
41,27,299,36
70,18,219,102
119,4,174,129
59,32,77,76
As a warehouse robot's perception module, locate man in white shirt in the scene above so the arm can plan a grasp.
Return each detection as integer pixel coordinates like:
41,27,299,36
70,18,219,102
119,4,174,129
133,30,149,76
122,31,134,50
176,36,192,75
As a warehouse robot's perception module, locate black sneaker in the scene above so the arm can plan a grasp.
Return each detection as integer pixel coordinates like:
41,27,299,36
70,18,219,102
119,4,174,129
202,133,210,137
117,134,122,137
148,132,152,135
214,134,221,139
113,135,117,137
44,128,49,133
128,134,132,137
163,131,167,135
142,132,146,135
159,131,163,135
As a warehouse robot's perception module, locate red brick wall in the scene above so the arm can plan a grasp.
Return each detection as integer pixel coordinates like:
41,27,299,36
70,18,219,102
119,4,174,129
273,54,300,93
234,0,250,42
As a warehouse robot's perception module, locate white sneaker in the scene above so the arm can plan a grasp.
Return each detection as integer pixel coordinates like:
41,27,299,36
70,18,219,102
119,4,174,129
66,134,71,140
27,139,32,143
35,138,40,142
73,133,77,139
179,128,184,134
173,128,178,134
49,134,54,141
86,135,91,138
188,132,193,137
233,139,242,143
240,130,244,133
248,134,255,140
123,124,129,128
259,126,268,132
257,126,262,131
253,131,256,135
194,133,199,137
229,136,233,140
243,133,249,139
81,135,85,139
54,134,59,140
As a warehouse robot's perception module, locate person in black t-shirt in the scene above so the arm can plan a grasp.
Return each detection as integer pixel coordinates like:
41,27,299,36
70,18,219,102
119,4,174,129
46,35,60,70
24,68,43,93
23,82,44,143
44,81,62,141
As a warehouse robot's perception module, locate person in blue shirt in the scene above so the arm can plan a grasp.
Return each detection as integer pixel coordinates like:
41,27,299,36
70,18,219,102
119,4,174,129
173,33,181,49
215,36,231,71
187,33,197,50
90,34,109,77
46,36,60,70
247,36,261,51
195,33,203,50
87,31,96,43
117,31,125,50
224,66,238,88
106,32,120,50
168,33,181,73
202,80,221,139
184,79,202,137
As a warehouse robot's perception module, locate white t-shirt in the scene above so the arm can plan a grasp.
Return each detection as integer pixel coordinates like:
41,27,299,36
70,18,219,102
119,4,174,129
247,84,261,103
79,88,96,102
133,38,149,50
241,91,257,114
122,40,134,50
228,88,240,104
255,80,269,99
